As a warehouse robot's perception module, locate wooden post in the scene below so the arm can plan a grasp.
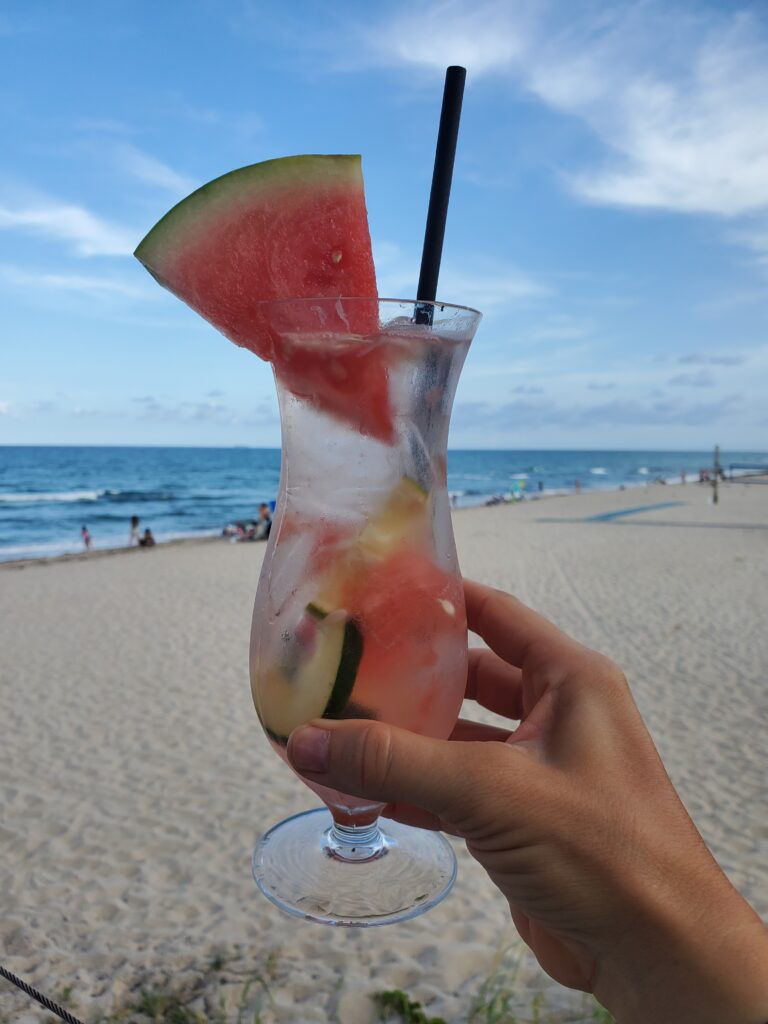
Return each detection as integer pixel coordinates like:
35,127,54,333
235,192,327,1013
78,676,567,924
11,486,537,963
713,444,720,504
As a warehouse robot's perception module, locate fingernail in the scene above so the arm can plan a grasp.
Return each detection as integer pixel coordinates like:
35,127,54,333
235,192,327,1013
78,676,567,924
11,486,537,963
289,725,330,773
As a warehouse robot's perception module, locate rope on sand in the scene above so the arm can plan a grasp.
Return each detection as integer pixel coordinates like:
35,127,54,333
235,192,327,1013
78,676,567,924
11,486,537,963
0,963,87,1024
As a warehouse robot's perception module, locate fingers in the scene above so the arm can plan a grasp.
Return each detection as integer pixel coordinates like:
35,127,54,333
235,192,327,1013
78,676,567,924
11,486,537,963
464,579,579,672
287,718,515,827
450,716,514,743
381,802,455,835
466,647,524,720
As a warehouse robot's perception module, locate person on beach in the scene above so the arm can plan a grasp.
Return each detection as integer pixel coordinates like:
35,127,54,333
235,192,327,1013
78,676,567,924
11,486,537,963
129,515,141,546
139,528,155,548
81,525,92,551
254,502,272,540
288,581,768,1024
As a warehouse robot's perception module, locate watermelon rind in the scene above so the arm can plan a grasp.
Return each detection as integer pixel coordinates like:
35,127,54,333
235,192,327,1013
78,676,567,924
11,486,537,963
134,154,365,273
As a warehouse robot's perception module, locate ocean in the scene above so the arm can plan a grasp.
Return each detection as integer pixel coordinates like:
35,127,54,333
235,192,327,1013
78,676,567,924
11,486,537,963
1,446,765,563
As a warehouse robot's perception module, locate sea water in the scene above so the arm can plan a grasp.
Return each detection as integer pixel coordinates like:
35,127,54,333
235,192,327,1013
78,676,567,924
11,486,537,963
1,445,765,563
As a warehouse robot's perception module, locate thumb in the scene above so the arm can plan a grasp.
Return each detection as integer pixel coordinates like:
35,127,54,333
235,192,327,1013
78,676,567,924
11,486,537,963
286,718,506,828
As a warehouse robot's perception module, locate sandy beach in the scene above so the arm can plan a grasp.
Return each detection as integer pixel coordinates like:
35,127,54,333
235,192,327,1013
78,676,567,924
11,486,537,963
1,481,766,1023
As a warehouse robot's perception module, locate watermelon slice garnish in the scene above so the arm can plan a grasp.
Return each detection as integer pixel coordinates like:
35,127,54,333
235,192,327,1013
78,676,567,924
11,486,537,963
134,155,394,441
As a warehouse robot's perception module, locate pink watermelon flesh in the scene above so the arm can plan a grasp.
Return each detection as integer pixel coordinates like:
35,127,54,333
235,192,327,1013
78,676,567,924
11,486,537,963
134,156,393,441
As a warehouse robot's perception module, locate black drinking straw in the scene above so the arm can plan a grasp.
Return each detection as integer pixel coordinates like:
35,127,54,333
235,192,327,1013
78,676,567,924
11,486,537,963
415,66,466,325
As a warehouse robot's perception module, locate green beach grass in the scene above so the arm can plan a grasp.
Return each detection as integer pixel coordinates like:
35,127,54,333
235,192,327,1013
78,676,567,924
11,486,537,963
1,946,615,1024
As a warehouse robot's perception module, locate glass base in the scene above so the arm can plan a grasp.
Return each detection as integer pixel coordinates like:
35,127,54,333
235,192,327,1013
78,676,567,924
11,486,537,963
252,807,457,927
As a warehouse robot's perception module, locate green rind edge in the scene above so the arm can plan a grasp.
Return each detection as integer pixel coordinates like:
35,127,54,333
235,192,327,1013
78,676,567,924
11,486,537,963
134,154,364,266
323,619,364,720
257,617,364,746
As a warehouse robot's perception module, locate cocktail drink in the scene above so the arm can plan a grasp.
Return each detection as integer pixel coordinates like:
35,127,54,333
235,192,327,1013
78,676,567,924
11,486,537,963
132,149,478,924
250,298,481,925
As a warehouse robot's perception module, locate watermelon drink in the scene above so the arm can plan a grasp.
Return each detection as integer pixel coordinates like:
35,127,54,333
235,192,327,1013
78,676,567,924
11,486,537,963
249,298,480,925
133,155,481,925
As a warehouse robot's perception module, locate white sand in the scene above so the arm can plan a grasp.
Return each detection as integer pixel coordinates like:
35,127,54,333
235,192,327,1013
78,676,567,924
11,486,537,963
1,481,766,1022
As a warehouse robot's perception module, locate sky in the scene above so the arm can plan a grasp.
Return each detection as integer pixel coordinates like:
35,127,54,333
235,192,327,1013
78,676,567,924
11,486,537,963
1,0,768,450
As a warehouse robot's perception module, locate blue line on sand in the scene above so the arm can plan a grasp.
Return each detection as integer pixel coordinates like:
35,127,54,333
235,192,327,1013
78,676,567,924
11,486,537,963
584,501,685,522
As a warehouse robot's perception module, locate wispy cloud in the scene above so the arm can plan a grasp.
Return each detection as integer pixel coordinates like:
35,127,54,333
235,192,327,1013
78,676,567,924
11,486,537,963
0,400,9,415
587,380,616,390
116,143,196,194
130,394,277,426
132,395,227,422
76,117,135,135
678,352,744,366
0,200,134,255
668,369,715,388
374,239,546,308
361,2,768,218
363,0,531,77
731,223,768,270
0,264,147,297
159,93,264,137
454,392,740,432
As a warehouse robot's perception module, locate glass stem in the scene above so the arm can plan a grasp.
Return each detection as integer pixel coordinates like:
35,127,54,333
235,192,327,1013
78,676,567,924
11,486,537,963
325,817,388,863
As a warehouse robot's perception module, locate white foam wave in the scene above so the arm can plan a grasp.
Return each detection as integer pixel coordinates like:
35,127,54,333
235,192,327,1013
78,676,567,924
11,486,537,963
590,467,608,475
0,539,80,557
0,489,103,503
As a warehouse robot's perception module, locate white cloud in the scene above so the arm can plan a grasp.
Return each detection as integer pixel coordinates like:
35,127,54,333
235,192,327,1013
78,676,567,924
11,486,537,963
373,239,546,308
0,264,146,297
362,2,768,218
365,0,530,77
0,200,134,256
0,400,9,415
565,20,768,215
437,267,548,309
116,143,196,194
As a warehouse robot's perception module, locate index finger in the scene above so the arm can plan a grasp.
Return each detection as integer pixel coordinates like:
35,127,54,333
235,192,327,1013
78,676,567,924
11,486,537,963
463,579,580,672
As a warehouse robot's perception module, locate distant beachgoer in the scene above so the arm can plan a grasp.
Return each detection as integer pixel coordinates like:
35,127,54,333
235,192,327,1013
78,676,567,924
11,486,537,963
81,525,92,551
680,468,686,485
129,515,141,546
139,528,156,548
574,479,581,494
254,503,272,540
538,480,543,493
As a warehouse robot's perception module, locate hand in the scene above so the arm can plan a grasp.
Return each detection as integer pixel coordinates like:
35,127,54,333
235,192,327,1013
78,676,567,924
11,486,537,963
288,580,768,1024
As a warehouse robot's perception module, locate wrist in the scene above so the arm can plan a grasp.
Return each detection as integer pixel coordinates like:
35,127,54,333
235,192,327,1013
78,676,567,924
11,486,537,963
596,877,768,1024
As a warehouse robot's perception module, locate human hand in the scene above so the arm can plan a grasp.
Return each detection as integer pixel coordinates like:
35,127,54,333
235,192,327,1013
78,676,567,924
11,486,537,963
288,580,768,1024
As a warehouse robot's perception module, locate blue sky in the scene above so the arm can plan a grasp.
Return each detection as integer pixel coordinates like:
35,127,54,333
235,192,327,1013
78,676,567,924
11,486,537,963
1,0,767,450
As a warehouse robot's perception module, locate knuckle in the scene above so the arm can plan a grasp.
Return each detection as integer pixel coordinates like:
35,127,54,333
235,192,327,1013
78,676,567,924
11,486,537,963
358,723,395,795
443,741,511,825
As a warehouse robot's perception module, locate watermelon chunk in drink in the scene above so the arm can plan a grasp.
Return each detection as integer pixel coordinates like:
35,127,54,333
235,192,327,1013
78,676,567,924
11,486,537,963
134,155,394,442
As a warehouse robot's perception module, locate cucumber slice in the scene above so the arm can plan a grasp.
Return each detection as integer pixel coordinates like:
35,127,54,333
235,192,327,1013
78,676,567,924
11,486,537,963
255,610,363,745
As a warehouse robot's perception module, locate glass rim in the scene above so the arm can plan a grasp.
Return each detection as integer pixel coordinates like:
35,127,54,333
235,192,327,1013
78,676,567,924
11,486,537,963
251,296,482,318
